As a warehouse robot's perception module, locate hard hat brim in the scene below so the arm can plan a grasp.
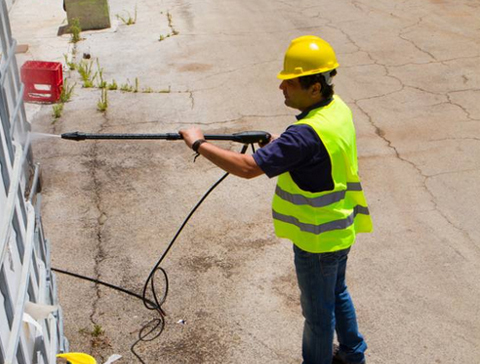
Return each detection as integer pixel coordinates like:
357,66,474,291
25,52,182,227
277,64,339,80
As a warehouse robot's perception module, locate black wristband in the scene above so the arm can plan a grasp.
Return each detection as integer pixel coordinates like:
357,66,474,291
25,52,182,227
192,139,207,152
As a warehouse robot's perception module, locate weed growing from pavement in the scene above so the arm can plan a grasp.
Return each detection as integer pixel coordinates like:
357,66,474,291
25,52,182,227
159,12,179,41
120,80,134,92
134,77,139,93
59,79,76,103
65,56,166,115
158,86,171,93
159,34,171,41
96,59,107,89
108,80,118,90
77,60,97,88
92,324,104,337
78,324,109,353
69,18,82,43
63,54,76,71
52,103,64,121
116,6,137,25
97,88,108,112
52,80,75,122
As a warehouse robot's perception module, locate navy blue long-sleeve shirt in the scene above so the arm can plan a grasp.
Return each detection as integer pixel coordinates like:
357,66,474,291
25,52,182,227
253,100,334,193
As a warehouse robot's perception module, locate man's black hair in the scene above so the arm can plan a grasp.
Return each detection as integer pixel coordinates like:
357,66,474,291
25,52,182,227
298,69,337,99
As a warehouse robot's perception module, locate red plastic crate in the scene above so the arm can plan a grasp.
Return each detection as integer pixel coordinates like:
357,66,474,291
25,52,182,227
21,61,63,103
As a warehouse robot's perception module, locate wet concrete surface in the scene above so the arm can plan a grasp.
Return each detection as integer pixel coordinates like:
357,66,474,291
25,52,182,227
10,0,480,362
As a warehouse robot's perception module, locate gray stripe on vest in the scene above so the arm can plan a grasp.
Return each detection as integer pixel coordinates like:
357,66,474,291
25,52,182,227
273,205,370,235
347,182,363,191
275,182,363,208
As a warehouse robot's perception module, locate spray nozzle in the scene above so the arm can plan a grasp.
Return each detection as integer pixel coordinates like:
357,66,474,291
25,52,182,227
61,132,87,141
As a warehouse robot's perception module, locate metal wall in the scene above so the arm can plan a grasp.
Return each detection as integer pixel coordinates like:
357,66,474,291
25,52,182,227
0,1,68,363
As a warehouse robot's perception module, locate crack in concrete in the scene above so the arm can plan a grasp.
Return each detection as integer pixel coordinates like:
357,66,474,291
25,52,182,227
398,16,438,62
200,113,294,126
87,108,111,355
387,55,480,69
188,90,195,110
405,85,444,97
275,0,296,9
426,167,480,178
430,137,480,143
99,113,293,128
354,64,405,103
180,25,322,37
194,59,277,83
325,21,361,54
445,93,480,122
166,10,179,36
351,1,369,13
355,99,478,255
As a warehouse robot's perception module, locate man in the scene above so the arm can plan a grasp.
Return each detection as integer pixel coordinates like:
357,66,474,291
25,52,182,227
180,35,373,364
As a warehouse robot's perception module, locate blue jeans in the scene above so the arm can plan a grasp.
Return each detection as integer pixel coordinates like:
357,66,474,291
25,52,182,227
293,244,367,364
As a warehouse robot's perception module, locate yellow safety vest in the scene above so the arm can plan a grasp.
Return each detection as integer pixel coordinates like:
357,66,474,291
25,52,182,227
272,95,373,253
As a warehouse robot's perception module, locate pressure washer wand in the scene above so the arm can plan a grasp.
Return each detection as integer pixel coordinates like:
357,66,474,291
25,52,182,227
61,131,271,145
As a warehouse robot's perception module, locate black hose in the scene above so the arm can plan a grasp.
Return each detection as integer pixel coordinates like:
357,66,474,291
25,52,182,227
52,144,251,363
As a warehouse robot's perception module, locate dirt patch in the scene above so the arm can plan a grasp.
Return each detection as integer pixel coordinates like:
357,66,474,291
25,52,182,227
271,271,299,311
181,255,234,278
177,63,213,73
161,327,230,363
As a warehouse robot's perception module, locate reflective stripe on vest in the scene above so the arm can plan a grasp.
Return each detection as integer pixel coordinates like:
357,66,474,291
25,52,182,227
272,95,373,253
273,205,370,235
275,182,363,208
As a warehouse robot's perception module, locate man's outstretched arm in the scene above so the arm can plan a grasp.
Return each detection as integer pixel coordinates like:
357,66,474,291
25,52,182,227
179,127,265,179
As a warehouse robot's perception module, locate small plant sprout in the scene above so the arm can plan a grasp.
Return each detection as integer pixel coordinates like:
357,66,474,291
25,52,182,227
159,34,174,42
96,59,107,89
120,80,134,92
63,54,76,71
134,77,139,93
108,80,118,90
91,324,104,337
52,103,64,122
97,88,108,112
116,6,137,25
69,18,82,43
59,78,76,103
158,86,171,93
77,60,97,88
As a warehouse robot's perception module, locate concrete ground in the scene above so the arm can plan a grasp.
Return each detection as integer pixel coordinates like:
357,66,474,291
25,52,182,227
10,0,480,363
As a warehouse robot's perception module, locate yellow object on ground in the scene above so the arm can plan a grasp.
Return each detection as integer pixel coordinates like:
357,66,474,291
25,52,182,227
277,35,339,80
57,352,97,364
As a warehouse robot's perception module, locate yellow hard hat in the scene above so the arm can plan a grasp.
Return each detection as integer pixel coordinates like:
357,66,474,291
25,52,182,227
277,35,339,80
57,353,97,364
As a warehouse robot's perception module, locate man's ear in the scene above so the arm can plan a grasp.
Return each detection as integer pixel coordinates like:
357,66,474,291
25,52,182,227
310,82,322,97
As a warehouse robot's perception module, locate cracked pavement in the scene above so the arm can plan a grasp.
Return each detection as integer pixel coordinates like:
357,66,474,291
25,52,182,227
10,0,480,362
